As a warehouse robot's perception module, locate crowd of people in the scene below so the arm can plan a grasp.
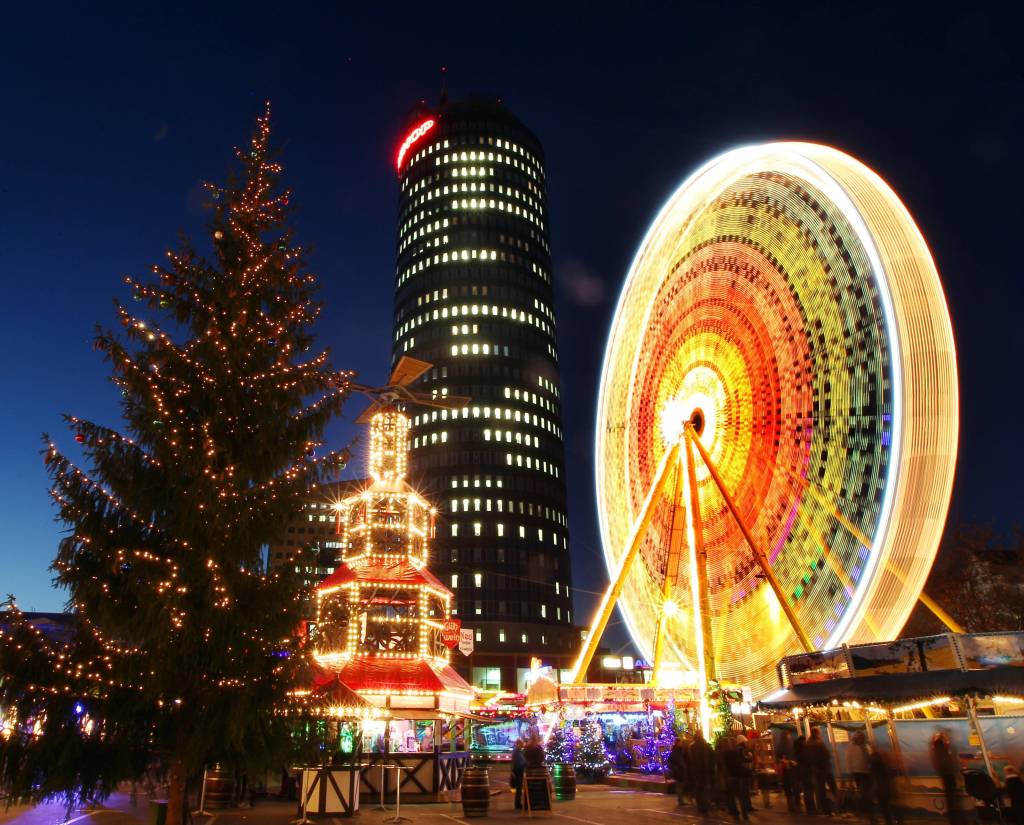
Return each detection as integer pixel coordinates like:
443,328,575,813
665,725,1024,824
665,727,897,823
507,721,1024,822
667,729,756,819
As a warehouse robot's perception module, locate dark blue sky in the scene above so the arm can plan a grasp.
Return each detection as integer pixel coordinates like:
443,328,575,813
1,3,1020,643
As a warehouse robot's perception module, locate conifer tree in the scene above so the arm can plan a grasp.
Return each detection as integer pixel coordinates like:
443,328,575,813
0,106,349,825
574,715,610,779
546,719,576,766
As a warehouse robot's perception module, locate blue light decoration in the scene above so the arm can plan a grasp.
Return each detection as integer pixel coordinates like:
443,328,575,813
574,714,610,780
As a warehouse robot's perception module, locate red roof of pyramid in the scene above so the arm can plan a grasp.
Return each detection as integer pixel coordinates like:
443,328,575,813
335,656,472,695
317,557,451,596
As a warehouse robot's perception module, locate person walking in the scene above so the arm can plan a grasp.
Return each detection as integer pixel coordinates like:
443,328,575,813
688,730,715,815
1004,765,1024,825
804,727,833,815
511,738,526,810
848,730,874,820
795,734,815,814
781,756,801,812
737,736,756,814
930,730,961,825
870,749,903,825
669,733,690,807
722,735,753,820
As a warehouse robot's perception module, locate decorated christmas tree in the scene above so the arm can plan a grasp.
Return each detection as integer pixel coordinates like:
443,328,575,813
638,701,688,775
0,106,349,825
708,681,735,747
546,719,576,766
574,715,610,779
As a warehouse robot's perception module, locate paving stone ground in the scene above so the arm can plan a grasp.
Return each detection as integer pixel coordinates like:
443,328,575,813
1,785,954,825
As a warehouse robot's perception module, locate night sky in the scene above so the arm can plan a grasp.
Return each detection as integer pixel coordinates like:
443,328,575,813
2,3,1020,651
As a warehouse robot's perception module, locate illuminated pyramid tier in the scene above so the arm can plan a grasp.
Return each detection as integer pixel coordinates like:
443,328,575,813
312,407,473,713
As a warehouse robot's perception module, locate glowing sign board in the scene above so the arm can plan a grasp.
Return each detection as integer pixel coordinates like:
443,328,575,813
396,118,436,171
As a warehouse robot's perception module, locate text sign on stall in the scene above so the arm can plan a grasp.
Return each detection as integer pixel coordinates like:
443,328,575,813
459,628,474,657
441,618,462,649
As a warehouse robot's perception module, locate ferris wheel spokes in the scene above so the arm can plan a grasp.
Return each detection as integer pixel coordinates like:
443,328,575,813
686,423,814,653
781,464,964,635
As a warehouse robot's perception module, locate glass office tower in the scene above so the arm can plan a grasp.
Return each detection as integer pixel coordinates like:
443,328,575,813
392,97,577,691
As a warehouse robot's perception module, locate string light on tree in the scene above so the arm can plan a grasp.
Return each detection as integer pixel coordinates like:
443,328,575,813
0,104,349,825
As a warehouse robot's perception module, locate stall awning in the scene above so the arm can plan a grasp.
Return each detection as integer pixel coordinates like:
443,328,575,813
337,657,473,696
286,661,389,719
759,666,1024,710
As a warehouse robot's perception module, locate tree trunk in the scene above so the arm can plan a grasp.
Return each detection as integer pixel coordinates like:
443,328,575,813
165,758,187,825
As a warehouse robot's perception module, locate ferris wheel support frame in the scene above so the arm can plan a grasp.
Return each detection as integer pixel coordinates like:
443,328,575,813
686,423,815,652
570,419,819,685
568,442,682,684
651,454,687,680
571,412,963,687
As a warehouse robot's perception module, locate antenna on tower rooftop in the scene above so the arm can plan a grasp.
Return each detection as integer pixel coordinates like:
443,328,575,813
439,66,448,107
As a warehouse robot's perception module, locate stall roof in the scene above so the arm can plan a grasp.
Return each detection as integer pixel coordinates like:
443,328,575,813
336,657,473,696
317,558,450,594
759,667,1024,709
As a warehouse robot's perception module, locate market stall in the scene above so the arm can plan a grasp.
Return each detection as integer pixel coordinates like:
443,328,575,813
759,631,1024,813
284,672,389,818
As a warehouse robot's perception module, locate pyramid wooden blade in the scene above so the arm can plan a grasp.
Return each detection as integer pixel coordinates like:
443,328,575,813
389,356,432,388
355,399,385,425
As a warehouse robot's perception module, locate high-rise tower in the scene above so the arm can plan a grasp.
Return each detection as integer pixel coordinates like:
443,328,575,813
392,97,576,691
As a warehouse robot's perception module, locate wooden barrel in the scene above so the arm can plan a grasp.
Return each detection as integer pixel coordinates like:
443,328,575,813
460,765,490,818
551,763,577,801
204,764,235,809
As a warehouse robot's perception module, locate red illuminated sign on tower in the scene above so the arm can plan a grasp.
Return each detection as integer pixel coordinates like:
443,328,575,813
395,118,436,172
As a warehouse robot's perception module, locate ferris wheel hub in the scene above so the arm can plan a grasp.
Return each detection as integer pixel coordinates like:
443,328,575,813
689,409,705,437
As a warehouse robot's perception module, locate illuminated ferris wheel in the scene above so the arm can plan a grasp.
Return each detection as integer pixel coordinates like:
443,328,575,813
574,143,959,697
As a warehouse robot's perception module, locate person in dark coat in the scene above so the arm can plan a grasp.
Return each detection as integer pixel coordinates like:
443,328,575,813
794,734,815,814
781,757,801,812
668,734,690,807
511,738,527,809
1004,766,1024,825
688,730,715,815
738,736,755,814
721,736,752,820
523,733,546,769
871,748,903,825
804,727,833,815
930,730,960,825
848,730,874,820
